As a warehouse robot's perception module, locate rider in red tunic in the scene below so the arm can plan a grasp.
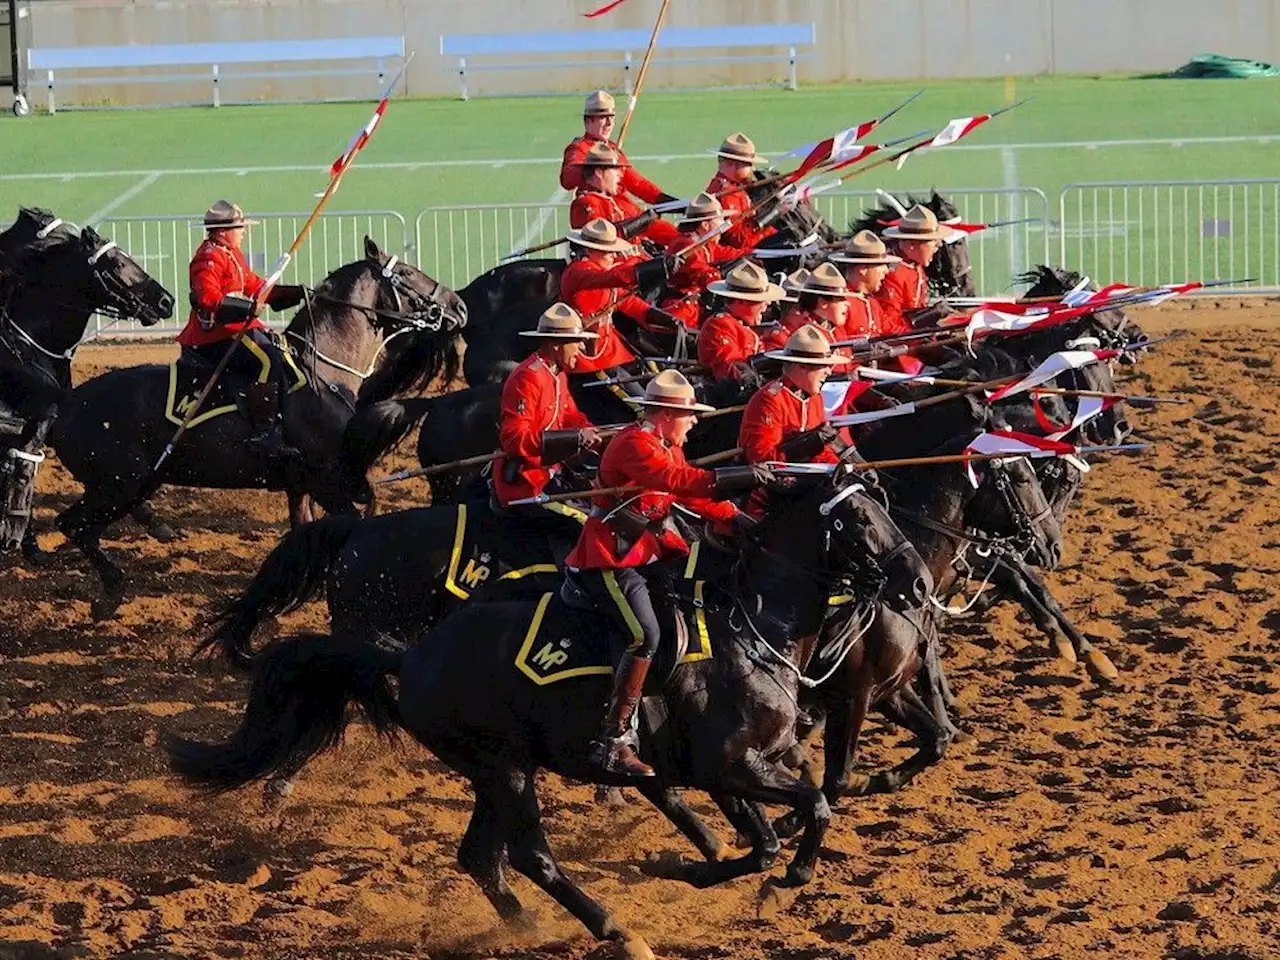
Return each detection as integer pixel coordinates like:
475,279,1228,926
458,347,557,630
874,205,957,337
765,263,854,371
696,260,784,384
558,218,673,374
568,144,681,249
833,228,922,375
564,370,767,777
741,324,842,464
176,200,305,455
493,304,602,509
706,133,778,251
560,90,675,204
659,192,752,330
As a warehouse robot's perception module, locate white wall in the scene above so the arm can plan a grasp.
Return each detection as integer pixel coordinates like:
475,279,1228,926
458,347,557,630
22,0,1280,105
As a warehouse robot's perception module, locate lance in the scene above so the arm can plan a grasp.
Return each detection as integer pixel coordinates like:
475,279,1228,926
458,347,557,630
616,0,671,149
149,57,412,476
507,443,1149,506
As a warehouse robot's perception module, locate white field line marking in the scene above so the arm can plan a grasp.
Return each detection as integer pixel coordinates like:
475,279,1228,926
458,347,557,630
83,171,163,225
511,187,570,256
1,135,1275,183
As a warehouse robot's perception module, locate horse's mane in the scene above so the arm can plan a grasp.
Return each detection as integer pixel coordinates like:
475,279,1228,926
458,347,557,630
879,431,977,514
7,215,80,273
314,257,371,303
1014,264,1093,298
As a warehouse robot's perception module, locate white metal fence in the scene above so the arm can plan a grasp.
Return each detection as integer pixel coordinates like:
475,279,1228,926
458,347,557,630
413,187,1052,297
90,209,408,335
8,180,1275,341
1058,180,1280,293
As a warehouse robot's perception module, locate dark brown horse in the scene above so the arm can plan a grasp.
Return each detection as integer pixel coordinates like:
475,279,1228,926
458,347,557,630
49,237,466,618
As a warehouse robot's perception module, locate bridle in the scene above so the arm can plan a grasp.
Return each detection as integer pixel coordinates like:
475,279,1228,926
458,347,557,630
286,255,459,382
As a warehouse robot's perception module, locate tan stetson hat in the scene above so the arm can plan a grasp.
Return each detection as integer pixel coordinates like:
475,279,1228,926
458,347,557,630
678,192,723,225
566,217,633,252
584,90,616,116
797,262,849,297
764,324,838,366
830,229,903,265
716,132,766,165
635,369,715,414
202,200,259,230
780,267,810,303
580,143,626,168
882,204,956,241
707,260,785,302
518,302,599,340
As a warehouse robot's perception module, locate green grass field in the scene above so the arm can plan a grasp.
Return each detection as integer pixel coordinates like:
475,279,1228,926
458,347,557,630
3,75,1277,322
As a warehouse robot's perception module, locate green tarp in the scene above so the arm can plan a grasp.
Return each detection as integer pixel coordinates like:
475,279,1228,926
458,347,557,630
1166,53,1280,78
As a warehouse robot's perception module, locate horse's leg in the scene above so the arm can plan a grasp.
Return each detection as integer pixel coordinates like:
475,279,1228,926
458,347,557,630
491,767,650,958
718,749,830,889
57,485,140,620
774,683,869,840
635,783,730,863
287,490,313,528
130,500,180,542
998,558,1118,681
914,612,963,739
20,526,47,567
458,782,524,922
858,686,951,795
648,792,781,888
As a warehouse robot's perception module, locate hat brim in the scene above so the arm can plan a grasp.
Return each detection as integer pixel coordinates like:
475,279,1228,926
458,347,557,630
678,212,722,225
518,329,599,340
566,231,632,252
716,150,768,165
830,251,902,266
795,283,849,298
882,225,953,241
762,349,838,366
203,217,260,229
706,280,786,302
633,397,716,414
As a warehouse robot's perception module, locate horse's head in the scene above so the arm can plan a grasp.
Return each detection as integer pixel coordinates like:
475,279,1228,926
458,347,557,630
924,191,975,298
1,208,78,257
967,440,1063,571
758,466,933,613
362,236,468,335
751,170,836,249
76,226,175,326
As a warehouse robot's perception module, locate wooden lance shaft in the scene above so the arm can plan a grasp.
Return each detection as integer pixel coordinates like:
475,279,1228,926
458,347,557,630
615,0,671,149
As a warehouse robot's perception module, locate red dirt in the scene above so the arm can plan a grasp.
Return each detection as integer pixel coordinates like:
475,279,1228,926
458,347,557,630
1,299,1278,959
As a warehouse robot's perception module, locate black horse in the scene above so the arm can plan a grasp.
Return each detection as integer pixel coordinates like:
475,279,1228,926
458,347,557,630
168,468,930,958
1,210,174,555
49,237,466,619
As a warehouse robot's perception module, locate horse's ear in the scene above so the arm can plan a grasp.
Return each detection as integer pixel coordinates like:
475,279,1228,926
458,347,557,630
80,224,101,248
364,235,383,262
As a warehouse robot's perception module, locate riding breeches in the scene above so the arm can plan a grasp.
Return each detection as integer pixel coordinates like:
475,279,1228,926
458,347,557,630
570,566,662,661
184,327,292,392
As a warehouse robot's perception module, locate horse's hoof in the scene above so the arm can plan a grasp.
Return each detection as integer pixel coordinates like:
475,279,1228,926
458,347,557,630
733,830,753,850
781,862,815,888
1086,648,1119,682
1054,636,1079,664
149,521,181,543
615,933,655,960
846,774,874,797
262,777,295,810
595,785,628,808
773,811,803,839
91,596,123,621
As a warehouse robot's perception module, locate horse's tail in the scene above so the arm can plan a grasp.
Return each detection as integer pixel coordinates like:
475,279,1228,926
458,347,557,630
166,633,403,792
340,397,433,484
201,514,362,670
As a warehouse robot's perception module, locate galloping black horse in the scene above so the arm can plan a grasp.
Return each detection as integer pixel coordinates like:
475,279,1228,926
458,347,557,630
50,237,466,618
168,469,930,958
1,209,174,555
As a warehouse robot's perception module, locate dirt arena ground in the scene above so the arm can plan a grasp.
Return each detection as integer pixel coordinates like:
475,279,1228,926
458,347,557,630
2,300,1278,960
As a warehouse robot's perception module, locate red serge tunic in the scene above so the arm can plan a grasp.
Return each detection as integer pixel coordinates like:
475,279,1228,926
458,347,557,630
564,421,738,570
852,288,923,375
707,172,777,250
659,233,748,329
558,258,649,373
697,313,762,381
560,136,664,202
177,238,267,347
874,261,929,337
493,353,593,506
569,190,681,247
739,377,840,466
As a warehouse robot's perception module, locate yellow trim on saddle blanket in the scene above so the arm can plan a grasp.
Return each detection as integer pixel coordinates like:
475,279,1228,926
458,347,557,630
164,337,307,428
443,501,588,601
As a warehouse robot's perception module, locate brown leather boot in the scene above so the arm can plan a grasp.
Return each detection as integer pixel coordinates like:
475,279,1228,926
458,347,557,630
587,653,655,778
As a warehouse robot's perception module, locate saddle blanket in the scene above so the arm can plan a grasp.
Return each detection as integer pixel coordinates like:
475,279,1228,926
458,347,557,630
164,346,306,428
